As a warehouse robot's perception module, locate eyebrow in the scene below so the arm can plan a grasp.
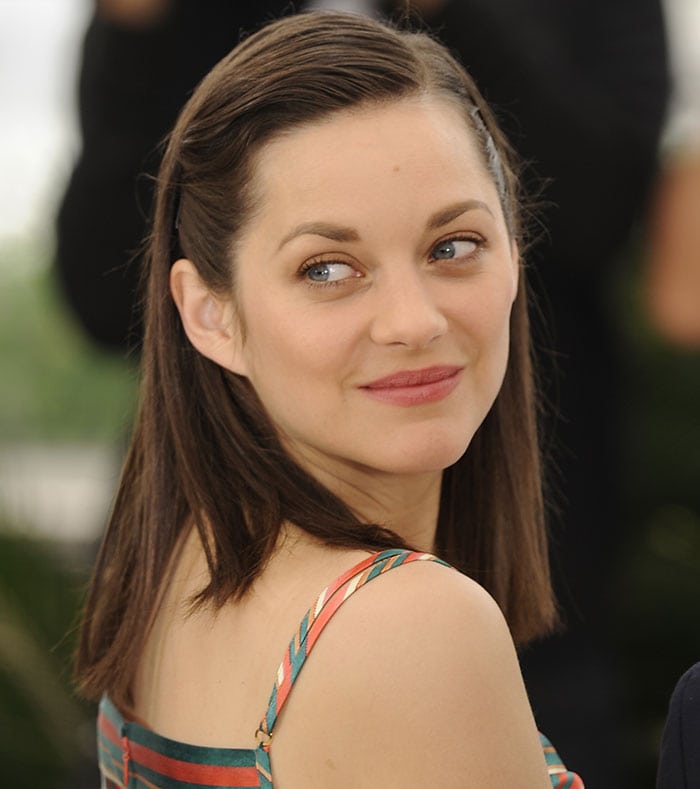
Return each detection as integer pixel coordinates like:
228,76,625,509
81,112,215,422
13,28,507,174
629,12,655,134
427,200,494,229
278,221,359,251
277,199,494,251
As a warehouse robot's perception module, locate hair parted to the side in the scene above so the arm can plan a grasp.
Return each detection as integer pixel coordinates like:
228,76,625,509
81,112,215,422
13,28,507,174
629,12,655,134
76,10,556,708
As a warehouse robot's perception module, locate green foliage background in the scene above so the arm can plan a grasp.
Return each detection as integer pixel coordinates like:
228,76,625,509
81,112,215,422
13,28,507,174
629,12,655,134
0,235,137,786
0,237,137,442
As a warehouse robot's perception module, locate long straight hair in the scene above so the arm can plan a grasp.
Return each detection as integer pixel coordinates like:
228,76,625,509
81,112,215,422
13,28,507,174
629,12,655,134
76,11,556,708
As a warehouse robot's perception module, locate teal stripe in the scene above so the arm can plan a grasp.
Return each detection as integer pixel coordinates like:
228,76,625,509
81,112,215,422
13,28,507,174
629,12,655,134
264,683,278,733
289,613,308,679
374,548,405,561
298,614,308,646
366,561,388,581
100,695,124,725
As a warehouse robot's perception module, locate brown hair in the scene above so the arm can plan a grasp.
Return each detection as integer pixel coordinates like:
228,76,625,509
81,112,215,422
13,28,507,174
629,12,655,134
76,10,556,707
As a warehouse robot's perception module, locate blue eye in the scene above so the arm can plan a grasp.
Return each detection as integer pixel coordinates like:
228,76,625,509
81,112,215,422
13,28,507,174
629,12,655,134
304,261,356,282
431,238,479,260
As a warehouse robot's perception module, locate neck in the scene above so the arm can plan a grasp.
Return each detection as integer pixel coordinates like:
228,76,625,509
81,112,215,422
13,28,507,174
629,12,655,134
301,455,442,553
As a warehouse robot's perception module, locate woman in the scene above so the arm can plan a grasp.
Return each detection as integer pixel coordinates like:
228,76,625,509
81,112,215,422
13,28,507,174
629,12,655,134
76,11,583,788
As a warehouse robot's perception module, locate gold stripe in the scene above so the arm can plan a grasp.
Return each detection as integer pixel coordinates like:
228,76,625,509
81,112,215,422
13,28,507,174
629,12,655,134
100,765,123,787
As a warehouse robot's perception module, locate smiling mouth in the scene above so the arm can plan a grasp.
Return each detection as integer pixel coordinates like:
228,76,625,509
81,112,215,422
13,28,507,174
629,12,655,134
360,366,462,406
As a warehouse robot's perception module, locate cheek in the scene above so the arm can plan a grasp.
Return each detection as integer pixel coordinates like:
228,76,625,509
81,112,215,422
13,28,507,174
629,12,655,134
240,297,357,397
453,274,514,351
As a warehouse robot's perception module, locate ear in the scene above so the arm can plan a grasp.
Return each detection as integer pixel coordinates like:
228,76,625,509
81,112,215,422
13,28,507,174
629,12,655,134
169,258,248,375
509,240,520,303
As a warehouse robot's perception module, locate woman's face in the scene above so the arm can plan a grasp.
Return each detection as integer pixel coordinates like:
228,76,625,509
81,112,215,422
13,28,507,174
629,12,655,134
226,97,518,484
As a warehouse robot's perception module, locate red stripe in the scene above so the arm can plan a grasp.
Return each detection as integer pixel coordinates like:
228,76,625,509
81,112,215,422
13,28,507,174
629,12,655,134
275,641,295,711
98,711,122,748
554,773,584,789
122,736,131,785
319,553,382,602
129,740,260,786
307,585,346,651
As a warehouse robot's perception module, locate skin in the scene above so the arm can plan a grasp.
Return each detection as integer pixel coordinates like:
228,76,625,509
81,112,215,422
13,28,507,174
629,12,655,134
97,0,171,27
147,97,550,787
646,150,700,348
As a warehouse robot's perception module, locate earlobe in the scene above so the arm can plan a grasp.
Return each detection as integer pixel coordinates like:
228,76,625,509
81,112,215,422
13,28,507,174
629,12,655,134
169,258,248,375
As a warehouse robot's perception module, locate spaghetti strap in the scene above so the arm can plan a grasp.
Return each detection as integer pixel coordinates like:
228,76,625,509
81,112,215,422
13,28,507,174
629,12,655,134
253,548,450,780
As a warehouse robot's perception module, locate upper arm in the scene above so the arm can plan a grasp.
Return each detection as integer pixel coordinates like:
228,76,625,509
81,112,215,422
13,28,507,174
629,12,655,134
270,561,550,789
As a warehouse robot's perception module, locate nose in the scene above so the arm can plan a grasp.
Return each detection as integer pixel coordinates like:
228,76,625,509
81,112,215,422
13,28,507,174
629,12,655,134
369,268,448,349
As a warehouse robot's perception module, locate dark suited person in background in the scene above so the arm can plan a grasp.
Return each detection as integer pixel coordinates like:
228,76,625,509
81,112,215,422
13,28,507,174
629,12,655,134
55,0,293,350
657,662,700,788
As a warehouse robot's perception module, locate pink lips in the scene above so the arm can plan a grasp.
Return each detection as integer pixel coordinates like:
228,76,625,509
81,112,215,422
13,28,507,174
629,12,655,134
360,365,462,406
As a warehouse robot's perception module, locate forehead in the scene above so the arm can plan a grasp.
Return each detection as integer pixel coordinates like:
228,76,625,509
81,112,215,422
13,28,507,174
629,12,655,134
245,97,504,235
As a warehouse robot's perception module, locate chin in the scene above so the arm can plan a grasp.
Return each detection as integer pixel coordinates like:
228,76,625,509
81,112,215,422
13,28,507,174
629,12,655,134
372,433,473,477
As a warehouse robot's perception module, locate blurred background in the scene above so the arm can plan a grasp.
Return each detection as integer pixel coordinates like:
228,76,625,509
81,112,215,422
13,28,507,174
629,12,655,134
0,1,698,787
0,1,137,784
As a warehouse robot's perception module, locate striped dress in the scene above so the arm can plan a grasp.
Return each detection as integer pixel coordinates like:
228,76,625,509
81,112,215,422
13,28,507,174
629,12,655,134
98,549,584,788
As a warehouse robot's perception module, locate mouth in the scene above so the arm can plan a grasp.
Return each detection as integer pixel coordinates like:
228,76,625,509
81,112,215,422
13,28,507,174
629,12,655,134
359,365,463,406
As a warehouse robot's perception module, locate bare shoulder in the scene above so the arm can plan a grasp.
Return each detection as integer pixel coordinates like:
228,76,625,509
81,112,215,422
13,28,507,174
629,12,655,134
271,559,550,789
